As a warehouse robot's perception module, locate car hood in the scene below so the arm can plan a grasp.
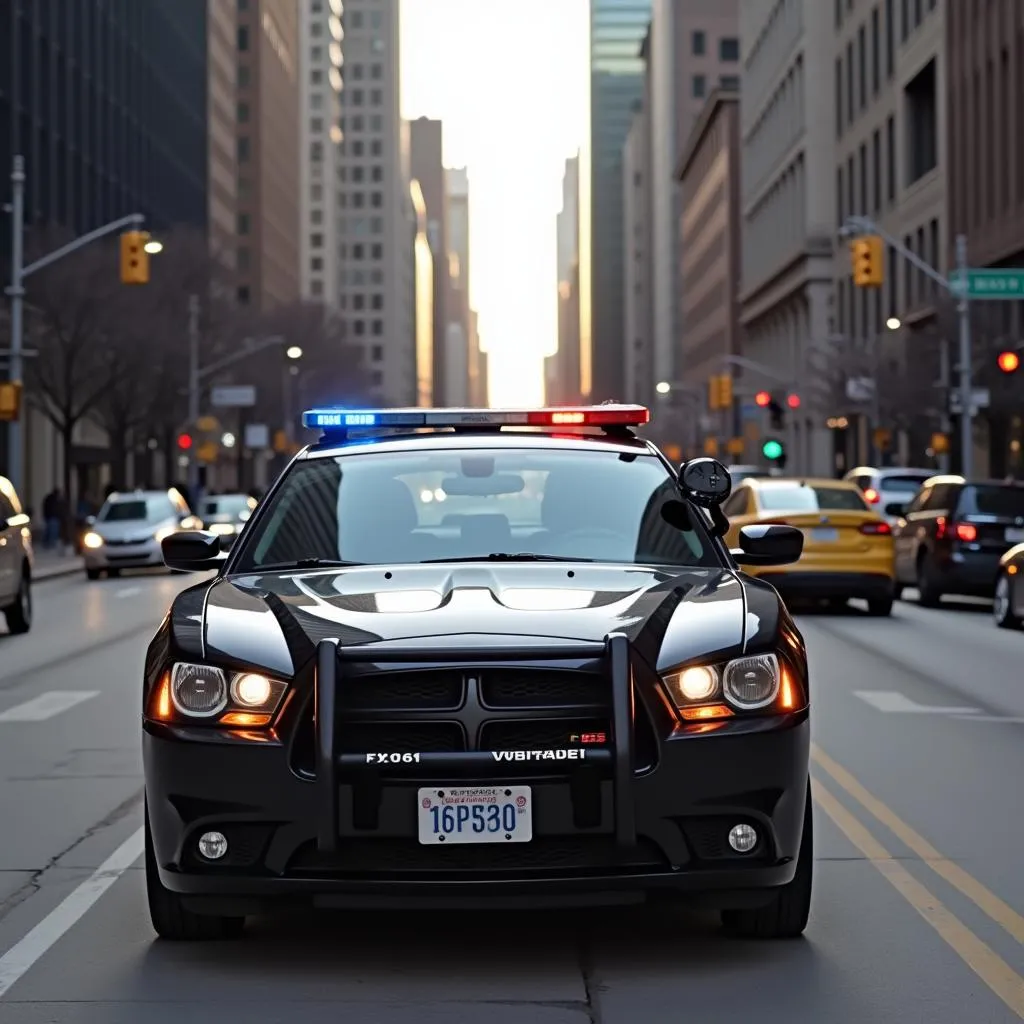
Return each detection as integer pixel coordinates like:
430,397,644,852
178,563,776,679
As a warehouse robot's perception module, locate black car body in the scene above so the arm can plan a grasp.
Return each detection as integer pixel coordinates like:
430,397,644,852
890,474,1024,604
142,408,811,941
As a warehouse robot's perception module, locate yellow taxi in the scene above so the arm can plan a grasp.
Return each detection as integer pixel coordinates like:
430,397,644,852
721,476,896,615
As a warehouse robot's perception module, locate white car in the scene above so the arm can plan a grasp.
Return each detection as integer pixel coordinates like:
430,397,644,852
0,475,33,633
844,466,934,525
82,488,201,579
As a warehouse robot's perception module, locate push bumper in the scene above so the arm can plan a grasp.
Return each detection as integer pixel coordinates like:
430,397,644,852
144,635,810,913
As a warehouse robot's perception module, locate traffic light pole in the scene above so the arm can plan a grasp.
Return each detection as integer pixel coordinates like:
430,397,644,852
722,354,799,470
843,216,974,477
4,153,145,496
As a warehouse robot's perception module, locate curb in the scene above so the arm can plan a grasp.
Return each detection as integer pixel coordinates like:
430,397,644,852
34,562,85,582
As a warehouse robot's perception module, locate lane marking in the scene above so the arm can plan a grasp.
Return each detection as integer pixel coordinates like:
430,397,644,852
0,691,100,722
114,586,142,599
853,690,980,715
953,715,1024,724
0,827,144,999
813,780,1024,1017
813,743,1024,946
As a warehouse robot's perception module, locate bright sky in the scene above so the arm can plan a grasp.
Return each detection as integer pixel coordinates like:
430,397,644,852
399,0,588,407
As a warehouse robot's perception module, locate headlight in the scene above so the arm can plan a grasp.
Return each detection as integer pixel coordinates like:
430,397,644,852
155,525,177,543
209,523,236,536
83,531,103,549
723,653,780,709
166,662,288,721
661,652,785,714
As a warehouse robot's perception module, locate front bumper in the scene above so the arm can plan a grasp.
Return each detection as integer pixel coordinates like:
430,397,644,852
84,537,164,569
144,636,810,913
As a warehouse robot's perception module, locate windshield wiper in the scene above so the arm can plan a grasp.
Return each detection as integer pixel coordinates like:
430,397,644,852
250,558,365,571
419,552,594,563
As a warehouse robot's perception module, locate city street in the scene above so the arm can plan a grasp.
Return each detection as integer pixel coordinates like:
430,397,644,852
0,574,1022,1023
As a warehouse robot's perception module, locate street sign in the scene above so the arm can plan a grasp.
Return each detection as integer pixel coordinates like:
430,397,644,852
244,423,269,449
211,385,256,408
948,269,1024,300
949,387,990,414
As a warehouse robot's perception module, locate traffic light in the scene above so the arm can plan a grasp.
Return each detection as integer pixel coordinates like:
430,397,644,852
850,234,884,287
177,432,193,450
787,393,801,409
762,438,786,467
997,350,1020,373
708,375,721,410
718,374,733,407
120,230,150,284
768,398,784,429
754,390,771,407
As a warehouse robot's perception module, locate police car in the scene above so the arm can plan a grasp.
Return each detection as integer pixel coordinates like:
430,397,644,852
143,406,812,940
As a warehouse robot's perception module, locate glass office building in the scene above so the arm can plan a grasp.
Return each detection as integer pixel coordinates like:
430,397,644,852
581,0,651,401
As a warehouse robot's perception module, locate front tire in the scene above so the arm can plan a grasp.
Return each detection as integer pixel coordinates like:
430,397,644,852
145,803,245,941
867,595,894,617
721,785,812,939
916,556,942,607
3,570,31,634
86,568,101,580
993,573,1021,630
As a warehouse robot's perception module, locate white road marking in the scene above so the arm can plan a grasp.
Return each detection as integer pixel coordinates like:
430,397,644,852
0,691,100,722
853,690,980,715
952,715,1024,724
114,586,141,599
0,827,144,999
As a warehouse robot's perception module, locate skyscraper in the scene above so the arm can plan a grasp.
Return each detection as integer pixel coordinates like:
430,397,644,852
208,0,239,268
235,0,301,311
299,0,344,306
338,0,415,404
582,0,652,401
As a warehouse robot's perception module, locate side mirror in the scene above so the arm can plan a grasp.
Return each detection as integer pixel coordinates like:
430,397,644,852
732,524,804,567
161,530,224,572
884,502,906,517
678,457,732,508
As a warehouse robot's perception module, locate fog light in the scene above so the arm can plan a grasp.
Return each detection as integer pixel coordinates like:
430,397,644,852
198,831,228,860
728,823,757,853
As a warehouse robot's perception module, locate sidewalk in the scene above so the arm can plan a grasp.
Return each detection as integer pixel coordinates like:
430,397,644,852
31,547,85,581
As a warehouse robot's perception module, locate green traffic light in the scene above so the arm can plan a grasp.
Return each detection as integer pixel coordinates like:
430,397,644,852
762,439,784,460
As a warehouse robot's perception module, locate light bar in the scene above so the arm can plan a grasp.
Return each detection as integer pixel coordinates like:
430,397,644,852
301,405,650,432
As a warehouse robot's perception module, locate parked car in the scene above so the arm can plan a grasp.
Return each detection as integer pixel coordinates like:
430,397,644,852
891,475,1024,605
197,493,258,549
843,466,934,525
0,475,33,634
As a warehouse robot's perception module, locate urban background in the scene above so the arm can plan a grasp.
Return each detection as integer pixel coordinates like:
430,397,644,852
546,0,1024,479
0,0,487,520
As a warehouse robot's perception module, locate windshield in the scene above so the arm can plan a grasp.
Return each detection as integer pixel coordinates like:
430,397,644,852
202,496,253,518
98,500,149,522
880,475,929,494
758,485,869,513
958,485,1024,517
232,448,718,569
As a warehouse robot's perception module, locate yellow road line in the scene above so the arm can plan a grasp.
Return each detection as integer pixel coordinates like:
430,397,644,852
812,743,1024,947
813,779,1024,1018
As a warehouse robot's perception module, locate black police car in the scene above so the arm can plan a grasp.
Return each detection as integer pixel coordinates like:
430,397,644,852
143,405,811,941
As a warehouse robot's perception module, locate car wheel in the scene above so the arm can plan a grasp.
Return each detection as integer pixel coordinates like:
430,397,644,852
108,567,121,578
916,557,942,607
86,568,101,581
721,784,812,939
993,573,1021,630
3,569,32,635
867,595,893,616
145,802,245,941
893,584,904,601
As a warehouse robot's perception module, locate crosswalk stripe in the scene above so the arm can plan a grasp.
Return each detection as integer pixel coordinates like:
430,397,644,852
0,691,100,722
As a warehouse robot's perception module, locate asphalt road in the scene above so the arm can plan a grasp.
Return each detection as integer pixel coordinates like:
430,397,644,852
0,575,1023,1022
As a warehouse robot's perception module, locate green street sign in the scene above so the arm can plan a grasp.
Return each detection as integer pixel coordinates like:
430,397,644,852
948,268,1024,300
762,439,784,460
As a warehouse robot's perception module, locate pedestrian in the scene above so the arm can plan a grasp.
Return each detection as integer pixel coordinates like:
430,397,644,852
42,488,61,549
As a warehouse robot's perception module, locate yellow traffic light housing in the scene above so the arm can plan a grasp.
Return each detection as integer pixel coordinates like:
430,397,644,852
850,235,883,287
718,374,733,407
708,376,720,411
120,230,150,284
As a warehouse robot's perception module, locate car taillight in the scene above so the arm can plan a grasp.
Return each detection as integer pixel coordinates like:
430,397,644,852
859,521,891,535
936,516,948,540
955,522,977,542
864,488,880,504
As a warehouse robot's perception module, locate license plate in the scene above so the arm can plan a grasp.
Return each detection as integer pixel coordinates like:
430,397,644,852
1005,528,1024,543
417,786,533,844
809,527,838,542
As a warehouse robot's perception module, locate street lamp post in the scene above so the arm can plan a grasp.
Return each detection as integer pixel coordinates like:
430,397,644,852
283,347,303,444
4,154,148,496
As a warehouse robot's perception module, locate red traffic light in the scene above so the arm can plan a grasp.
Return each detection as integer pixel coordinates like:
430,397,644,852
787,393,801,409
997,350,1020,373
176,433,193,450
754,390,771,407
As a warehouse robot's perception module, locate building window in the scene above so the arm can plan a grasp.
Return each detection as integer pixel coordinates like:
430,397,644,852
846,41,854,123
311,70,322,84
310,142,323,161
237,247,249,271
353,166,365,182
371,192,382,208
237,137,250,162
720,75,739,90
857,25,866,108
904,59,937,185
886,114,896,201
835,57,844,136
351,89,364,105
885,0,894,77
311,117,324,133
837,166,844,225
371,294,383,310
370,114,383,131
371,140,382,156
372,321,383,335
237,286,250,304
238,64,250,88
372,166,383,182
370,89,382,105
312,257,323,271
353,140,365,156
900,0,909,41
237,213,250,235
312,234,323,248
859,143,867,213
371,10,382,28
353,192,364,208
371,371,383,387
238,102,250,123
371,243,383,259
352,115,364,132
692,30,705,55
872,128,881,211
352,244,364,259
719,37,739,61
371,63,382,79
871,6,880,93
351,64,364,79
370,217,383,233
692,75,706,98
354,320,366,336
350,11,363,27
237,26,249,50
312,46,323,62
311,280,323,296
311,184,323,201
311,209,323,225
353,294,365,310
372,345,383,361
